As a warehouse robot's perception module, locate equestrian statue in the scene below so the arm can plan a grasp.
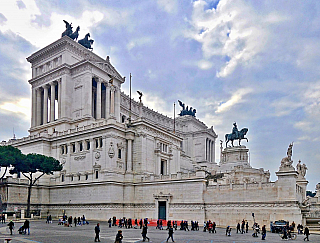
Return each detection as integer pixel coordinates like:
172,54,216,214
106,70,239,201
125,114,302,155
225,122,248,147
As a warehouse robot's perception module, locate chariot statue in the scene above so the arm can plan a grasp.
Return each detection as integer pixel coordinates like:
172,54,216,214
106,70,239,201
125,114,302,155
178,100,196,117
225,122,248,147
61,20,80,40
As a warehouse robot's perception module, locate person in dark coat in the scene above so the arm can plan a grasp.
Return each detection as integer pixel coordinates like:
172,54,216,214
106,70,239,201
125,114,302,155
167,226,174,242
304,227,310,241
23,219,30,235
115,230,123,243
94,223,100,242
141,225,150,241
261,225,266,240
8,220,14,235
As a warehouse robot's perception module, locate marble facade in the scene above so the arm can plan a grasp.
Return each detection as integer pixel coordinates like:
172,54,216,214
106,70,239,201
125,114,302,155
0,36,312,228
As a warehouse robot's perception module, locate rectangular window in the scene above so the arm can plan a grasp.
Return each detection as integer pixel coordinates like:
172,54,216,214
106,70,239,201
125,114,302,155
61,174,65,182
95,171,99,179
71,176,73,181
118,149,121,159
65,145,68,154
72,143,76,153
78,175,81,181
95,139,99,148
86,140,90,150
99,137,103,147
85,174,88,180
79,142,83,152
61,146,64,154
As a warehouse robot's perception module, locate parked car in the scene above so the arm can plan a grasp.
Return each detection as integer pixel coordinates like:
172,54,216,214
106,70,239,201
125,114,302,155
270,220,288,233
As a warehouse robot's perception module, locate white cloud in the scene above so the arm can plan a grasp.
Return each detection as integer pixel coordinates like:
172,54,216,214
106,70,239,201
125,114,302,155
0,0,104,48
215,88,252,113
186,0,290,77
0,98,31,120
127,37,153,51
157,0,177,14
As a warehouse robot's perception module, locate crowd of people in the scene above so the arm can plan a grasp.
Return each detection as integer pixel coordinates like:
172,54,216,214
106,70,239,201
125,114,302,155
1,214,314,242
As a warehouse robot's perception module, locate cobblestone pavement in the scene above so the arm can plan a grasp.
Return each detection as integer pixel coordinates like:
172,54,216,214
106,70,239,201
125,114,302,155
0,220,319,243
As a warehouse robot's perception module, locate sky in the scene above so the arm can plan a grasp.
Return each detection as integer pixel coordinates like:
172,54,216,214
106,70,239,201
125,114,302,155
0,0,319,191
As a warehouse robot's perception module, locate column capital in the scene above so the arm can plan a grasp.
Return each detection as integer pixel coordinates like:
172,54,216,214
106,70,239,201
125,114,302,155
50,81,57,86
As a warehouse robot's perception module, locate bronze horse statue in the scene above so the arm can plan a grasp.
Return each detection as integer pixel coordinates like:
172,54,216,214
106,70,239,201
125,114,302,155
70,26,80,40
78,33,94,50
225,128,248,147
61,20,73,38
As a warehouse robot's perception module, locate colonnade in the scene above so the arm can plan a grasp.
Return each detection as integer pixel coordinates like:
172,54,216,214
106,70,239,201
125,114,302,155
206,138,214,162
92,77,120,121
32,80,61,127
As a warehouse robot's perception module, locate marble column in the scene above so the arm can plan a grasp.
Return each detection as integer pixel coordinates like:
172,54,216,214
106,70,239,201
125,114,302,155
31,87,36,127
105,84,110,119
127,139,133,172
96,79,101,119
36,88,42,125
50,82,55,122
110,85,115,116
43,85,48,124
58,79,61,119
115,86,121,122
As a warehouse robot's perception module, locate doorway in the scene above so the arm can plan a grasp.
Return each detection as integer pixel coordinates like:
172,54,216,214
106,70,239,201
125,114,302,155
158,201,166,220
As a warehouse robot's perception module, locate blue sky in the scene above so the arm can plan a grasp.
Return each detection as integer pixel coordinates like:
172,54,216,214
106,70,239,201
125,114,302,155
0,0,319,191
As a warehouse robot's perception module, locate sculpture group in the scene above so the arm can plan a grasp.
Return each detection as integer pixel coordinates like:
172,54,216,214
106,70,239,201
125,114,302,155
225,122,249,147
178,100,196,117
61,20,94,50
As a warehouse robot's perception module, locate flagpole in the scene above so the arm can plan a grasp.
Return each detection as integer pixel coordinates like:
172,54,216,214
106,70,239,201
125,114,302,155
129,73,132,126
173,102,175,133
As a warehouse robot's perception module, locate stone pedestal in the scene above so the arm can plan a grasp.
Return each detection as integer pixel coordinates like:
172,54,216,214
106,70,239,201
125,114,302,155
296,177,308,201
220,146,250,171
276,169,299,201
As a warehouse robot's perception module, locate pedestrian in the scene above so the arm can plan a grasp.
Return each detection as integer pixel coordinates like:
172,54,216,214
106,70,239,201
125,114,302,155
49,215,52,224
108,218,112,227
261,225,266,240
94,223,100,242
167,226,174,242
115,230,123,243
241,219,245,234
226,226,231,236
236,222,240,233
304,226,310,241
74,216,77,227
68,216,72,227
246,221,249,233
23,219,30,235
7,220,14,235
141,225,150,241
212,222,216,233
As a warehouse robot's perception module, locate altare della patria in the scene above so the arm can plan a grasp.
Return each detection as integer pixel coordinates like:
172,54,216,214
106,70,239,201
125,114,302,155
0,21,319,230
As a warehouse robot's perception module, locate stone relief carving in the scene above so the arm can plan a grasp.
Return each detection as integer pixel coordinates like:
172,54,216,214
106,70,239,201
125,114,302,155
95,151,101,160
74,155,86,160
108,142,115,158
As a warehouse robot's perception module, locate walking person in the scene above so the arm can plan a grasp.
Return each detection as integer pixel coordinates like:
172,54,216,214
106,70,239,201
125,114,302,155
141,225,150,242
304,226,310,241
115,230,123,243
7,220,14,235
94,223,100,242
261,225,266,240
74,216,77,227
246,221,249,233
236,222,241,233
23,219,30,235
167,226,175,242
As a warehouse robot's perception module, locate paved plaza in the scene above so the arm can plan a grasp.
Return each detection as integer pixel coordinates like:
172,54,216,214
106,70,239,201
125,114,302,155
0,220,319,243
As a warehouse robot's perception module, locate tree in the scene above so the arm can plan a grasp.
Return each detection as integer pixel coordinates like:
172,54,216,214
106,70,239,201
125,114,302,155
10,153,63,217
0,145,23,180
